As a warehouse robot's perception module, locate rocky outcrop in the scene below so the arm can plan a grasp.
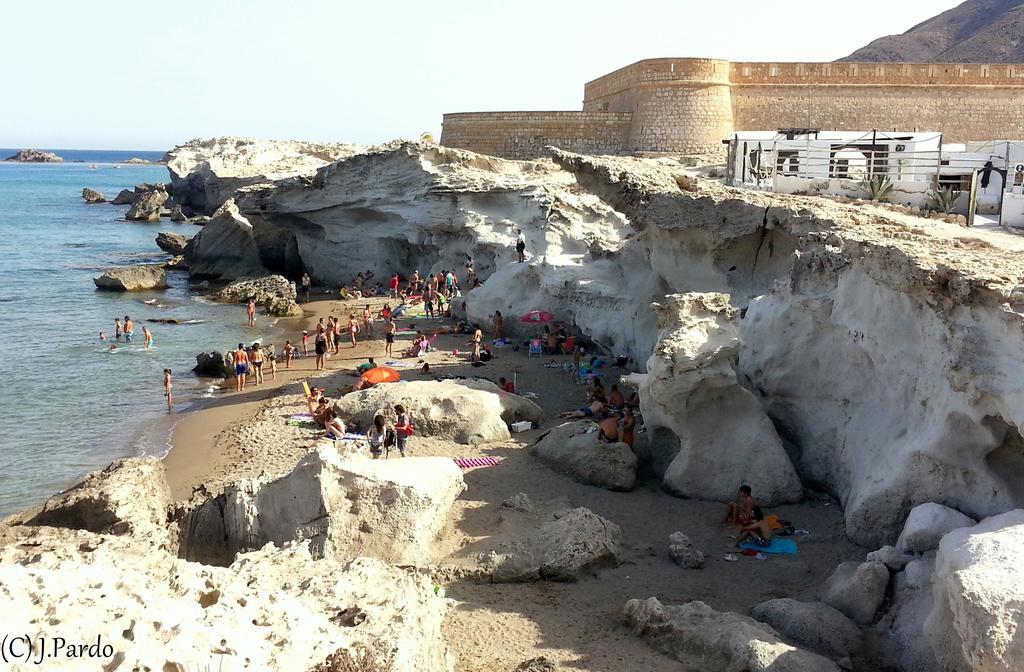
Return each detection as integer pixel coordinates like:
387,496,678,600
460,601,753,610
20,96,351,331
183,199,269,278
176,446,466,566
876,556,940,672
193,351,234,377
123,157,153,164
667,531,704,569
214,274,301,316
751,598,863,661
532,421,637,491
93,264,169,291
624,597,840,672
925,509,1024,672
125,189,168,221
0,529,453,672
474,501,621,583
819,561,889,625
164,136,367,214
334,379,543,445
81,187,106,203
895,502,976,555
624,293,802,505
110,188,134,204
24,457,172,549
155,231,190,255
168,203,188,221
5,148,62,162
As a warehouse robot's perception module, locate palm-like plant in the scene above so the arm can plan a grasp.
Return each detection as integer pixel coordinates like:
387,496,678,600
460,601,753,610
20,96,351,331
928,180,961,214
419,132,436,144
861,174,894,202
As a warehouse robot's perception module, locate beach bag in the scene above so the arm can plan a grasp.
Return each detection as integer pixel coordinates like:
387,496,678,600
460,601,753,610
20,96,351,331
397,416,415,437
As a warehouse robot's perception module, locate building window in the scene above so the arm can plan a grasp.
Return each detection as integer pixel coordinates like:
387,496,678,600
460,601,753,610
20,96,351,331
742,66,751,77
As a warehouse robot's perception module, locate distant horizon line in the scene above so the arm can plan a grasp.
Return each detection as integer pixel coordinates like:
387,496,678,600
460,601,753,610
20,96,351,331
0,146,168,153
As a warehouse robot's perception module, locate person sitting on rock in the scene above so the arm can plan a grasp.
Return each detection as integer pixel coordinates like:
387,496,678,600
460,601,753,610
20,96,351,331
724,485,757,526
598,411,620,443
608,384,626,409
732,507,774,550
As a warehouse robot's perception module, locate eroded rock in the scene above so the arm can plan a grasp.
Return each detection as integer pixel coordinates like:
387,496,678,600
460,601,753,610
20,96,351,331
532,421,637,491
667,531,704,569
5,149,62,162
334,380,542,445
82,187,106,203
156,231,190,255
624,597,840,672
819,561,889,625
125,189,168,221
183,199,268,278
214,274,301,317
110,188,134,205
896,502,976,555
93,264,169,291
751,598,862,660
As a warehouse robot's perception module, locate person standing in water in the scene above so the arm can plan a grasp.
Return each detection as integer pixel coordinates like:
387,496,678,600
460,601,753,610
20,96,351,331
114,318,123,341
163,368,173,411
300,272,311,303
142,326,153,350
124,316,134,342
515,229,526,263
247,299,256,328
233,343,250,391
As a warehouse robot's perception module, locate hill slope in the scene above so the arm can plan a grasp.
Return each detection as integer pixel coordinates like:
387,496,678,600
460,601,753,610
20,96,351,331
841,0,1024,62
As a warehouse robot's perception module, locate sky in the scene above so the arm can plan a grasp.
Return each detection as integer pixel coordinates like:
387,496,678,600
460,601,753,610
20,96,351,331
0,0,964,151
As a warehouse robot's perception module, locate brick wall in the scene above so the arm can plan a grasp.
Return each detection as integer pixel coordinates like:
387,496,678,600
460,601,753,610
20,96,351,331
440,111,633,160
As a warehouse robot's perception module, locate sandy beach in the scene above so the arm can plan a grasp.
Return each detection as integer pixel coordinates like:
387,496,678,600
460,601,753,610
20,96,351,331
157,290,871,671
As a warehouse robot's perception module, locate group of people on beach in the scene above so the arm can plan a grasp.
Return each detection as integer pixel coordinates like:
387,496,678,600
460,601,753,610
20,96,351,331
101,315,154,352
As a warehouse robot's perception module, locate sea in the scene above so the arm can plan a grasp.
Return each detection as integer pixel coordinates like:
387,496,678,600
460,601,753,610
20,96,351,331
0,148,273,516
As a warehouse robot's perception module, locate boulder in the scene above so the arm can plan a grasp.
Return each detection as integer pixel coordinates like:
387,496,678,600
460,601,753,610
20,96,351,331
866,544,913,571
532,421,637,491
93,264,169,291
81,187,106,203
4,148,62,162
751,599,862,660
193,351,233,377
183,199,269,278
624,597,840,672
25,457,172,549
513,657,556,672
155,231,190,255
819,561,889,625
125,189,168,221
175,446,466,566
896,502,976,555
477,505,621,582
123,157,153,165
667,531,704,569
169,203,188,221
0,530,453,672
110,188,134,205
623,293,802,505
334,380,543,445
925,509,1024,672
876,557,940,672
215,274,302,317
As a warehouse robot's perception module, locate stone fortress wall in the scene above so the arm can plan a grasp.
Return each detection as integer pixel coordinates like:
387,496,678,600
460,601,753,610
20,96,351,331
441,57,1024,159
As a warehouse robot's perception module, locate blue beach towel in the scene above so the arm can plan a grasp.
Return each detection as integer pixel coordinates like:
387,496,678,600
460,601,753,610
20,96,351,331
739,538,798,555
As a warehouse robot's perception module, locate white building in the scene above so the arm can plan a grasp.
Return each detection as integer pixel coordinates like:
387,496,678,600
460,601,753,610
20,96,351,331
723,130,1024,225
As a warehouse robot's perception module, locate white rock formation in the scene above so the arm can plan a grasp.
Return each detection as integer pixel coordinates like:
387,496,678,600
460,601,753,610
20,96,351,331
93,264,169,291
819,561,890,625
866,544,914,571
624,597,840,672
471,495,621,582
184,199,269,279
532,421,638,491
667,531,704,569
0,528,453,672
178,446,465,566
925,509,1024,672
23,457,172,550
215,274,302,317
896,502,977,555
750,598,863,661
333,379,542,445
876,556,941,672
624,293,802,505
165,136,367,214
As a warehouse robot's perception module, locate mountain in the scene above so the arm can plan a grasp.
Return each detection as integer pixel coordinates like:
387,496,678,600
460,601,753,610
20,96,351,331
841,0,1024,62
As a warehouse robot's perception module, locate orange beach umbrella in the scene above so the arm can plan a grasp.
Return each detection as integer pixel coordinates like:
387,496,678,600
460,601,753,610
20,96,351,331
361,366,401,385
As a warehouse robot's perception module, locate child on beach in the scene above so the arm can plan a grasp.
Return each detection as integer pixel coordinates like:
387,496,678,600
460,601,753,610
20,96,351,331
301,330,309,356
365,414,392,459
284,341,295,368
362,304,374,337
163,368,173,411
394,404,412,457
348,313,359,348
724,485,757,526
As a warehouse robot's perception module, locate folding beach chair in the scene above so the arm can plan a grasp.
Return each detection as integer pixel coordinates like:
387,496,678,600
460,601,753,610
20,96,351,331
528,339,543,357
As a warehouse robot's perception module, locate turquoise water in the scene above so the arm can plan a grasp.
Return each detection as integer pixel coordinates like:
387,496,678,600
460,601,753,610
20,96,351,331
0,153,275,516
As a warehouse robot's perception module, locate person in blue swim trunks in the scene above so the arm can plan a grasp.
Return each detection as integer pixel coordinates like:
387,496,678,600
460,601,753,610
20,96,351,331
233,343,249,392
732,507,774,550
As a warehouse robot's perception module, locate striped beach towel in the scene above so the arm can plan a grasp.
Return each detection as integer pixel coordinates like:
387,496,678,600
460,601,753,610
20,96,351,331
454,456,502,469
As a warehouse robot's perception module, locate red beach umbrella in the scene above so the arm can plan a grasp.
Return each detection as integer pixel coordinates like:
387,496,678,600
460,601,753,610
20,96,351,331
361,366,401,385
519,310,555,324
